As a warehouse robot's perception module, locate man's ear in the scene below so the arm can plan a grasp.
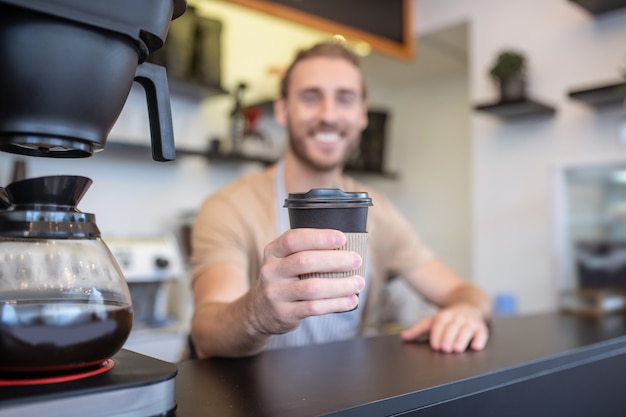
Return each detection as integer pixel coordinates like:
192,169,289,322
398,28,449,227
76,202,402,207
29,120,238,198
274,98,287,127
360,101,369,131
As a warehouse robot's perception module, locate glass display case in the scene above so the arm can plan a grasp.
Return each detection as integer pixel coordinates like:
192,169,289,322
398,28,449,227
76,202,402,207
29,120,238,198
557,160,626,315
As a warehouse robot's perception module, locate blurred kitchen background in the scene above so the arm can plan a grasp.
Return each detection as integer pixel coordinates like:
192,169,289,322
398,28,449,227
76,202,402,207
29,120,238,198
2,0,626,358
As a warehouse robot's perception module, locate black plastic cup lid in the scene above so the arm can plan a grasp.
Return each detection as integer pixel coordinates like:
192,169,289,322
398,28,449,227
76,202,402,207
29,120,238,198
284,189,372,209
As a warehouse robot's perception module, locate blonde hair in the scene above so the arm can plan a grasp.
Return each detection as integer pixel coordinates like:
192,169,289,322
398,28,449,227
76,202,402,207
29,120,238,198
279,41,367,99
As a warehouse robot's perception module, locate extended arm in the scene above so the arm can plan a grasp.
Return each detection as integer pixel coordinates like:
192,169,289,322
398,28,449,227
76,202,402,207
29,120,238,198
191,229,365,358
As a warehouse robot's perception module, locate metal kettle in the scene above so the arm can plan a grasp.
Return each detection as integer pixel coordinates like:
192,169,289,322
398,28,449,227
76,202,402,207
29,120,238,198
0,176,133,372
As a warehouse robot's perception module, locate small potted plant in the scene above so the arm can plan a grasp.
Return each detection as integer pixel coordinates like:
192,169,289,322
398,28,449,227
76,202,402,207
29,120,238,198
489,50,527,101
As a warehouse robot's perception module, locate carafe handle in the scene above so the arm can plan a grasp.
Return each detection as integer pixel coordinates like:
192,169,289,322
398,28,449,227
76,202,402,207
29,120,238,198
134,63,176,162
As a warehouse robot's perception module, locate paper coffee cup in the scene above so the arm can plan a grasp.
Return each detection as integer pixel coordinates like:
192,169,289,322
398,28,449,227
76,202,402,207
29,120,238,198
284,189,372,280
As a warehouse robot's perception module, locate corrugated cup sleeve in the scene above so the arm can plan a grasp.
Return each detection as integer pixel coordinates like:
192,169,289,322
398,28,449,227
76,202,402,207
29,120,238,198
299,233,367,279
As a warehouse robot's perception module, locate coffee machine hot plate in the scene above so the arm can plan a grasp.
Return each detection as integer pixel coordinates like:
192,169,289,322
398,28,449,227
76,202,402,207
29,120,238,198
0,350,177,417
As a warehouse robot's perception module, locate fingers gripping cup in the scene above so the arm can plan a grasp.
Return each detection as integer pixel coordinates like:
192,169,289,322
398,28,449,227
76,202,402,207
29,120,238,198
284,189,372,281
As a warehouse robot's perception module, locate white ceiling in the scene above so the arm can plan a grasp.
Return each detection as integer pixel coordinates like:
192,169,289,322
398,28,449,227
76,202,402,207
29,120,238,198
361,22,468,84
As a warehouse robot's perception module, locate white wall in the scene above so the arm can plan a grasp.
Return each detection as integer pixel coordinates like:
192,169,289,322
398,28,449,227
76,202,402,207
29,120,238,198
416,0,626,313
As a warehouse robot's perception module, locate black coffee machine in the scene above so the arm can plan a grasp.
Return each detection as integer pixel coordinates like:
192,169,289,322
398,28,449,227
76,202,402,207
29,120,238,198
0,1,186,416
0,0,186,160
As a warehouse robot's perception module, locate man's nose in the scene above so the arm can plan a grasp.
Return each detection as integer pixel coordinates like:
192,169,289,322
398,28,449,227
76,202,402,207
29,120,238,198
318,97,338,123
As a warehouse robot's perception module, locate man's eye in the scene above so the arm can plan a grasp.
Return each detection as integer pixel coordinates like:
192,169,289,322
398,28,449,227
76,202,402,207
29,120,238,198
337,93,357,105
300,92,320,104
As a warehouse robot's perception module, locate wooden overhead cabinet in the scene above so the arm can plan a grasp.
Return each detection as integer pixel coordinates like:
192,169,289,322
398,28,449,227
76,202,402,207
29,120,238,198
569,0,626,15
223,0,414,59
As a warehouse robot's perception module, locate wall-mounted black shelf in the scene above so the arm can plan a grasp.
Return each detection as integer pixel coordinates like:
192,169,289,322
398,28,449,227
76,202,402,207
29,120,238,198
105,141,275,164
569,0,626,15
186,148,399,178
105,141,398,178
167,79,228,100
474,98,556,119
201,150,276,166
568,82,626,107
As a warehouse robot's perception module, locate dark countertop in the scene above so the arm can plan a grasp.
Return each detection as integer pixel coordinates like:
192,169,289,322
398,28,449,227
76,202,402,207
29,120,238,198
175,313,626,416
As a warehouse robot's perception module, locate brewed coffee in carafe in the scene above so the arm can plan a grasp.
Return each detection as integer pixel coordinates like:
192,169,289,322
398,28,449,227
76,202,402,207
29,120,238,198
0,176,133,371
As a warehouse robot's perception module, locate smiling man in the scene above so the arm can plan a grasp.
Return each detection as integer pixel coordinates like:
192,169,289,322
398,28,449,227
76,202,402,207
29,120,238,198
190,41,491,358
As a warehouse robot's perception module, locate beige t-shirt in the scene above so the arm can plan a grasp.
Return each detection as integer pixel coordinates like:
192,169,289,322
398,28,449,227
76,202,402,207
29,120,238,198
191,166,435,334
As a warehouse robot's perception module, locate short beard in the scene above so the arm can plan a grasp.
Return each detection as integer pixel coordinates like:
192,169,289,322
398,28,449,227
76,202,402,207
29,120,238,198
287,121,360,173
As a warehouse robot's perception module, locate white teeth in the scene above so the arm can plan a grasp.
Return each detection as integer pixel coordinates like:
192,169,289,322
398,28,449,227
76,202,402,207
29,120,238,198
315,132,340,143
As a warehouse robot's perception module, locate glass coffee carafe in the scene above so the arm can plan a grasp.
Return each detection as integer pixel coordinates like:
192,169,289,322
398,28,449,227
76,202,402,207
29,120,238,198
0,175,133,372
